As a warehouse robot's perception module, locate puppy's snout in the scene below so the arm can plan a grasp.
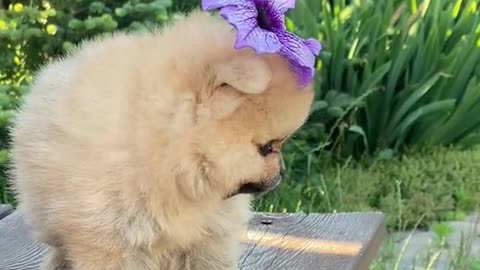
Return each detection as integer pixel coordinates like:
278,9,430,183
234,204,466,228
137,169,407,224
236,173,282,196
226,157,284,199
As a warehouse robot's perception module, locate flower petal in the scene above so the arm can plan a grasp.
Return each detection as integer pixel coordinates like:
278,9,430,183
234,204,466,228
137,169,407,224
220,6,282,54
259,0,288,30
304,38,322,55
201,0,251,11
277,31,317,87
271,0,296,13
277,31,315,68
289,62,315,89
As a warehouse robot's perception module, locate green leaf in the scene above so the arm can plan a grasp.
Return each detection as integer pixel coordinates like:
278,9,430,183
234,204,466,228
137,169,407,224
152,0,172,8
385,40,417,108
349,125,369,149
62,41,75,52
452,0,464,19
388,73,446,132
24,28,42,38
327,106,344,118
458,132,480,147
46,24,57,35
115,8,127,17
465,258,480,270
358,61,392,95
68,19,82,29
285,17,295,32
361,61,392,143
392,100,456,148
311,100,328,112
377,148,394,160
84,19,97,30
89,2,105,14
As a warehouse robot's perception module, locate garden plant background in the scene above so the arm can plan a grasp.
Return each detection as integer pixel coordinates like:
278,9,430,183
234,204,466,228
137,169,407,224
0,0,479,269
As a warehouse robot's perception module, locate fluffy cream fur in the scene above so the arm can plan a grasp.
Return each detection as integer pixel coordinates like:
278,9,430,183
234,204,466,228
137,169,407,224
9,10,314,270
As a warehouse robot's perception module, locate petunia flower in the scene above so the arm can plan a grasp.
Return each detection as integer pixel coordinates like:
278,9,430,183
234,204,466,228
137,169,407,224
202,0,321,88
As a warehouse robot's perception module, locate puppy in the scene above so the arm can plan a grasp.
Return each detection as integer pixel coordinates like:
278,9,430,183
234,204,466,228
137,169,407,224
9,10,314,270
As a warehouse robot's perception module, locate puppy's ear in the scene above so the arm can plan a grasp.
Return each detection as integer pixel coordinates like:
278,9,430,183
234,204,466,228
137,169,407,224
215,57,272,95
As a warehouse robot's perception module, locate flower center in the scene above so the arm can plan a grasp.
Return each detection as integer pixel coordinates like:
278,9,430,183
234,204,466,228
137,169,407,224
256,6,273,30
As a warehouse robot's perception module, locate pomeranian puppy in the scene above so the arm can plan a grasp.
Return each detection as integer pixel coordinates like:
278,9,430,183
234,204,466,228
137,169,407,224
9,10,314,270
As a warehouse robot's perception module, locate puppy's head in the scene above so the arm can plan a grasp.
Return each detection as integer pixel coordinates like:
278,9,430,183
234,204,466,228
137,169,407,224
167,12,315,201
177,53,314,201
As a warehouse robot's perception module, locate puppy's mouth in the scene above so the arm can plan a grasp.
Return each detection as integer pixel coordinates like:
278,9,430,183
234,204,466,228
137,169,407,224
225,175,282,199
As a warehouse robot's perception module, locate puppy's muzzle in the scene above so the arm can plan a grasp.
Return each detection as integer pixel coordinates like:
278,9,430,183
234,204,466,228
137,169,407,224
238,174,282,194
227,171,283,199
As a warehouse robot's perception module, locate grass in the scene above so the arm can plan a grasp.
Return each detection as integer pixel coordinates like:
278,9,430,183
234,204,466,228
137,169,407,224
254,144,480,230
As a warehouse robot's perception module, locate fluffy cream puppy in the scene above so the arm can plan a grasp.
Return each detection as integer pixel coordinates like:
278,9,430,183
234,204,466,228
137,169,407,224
9,10,314,270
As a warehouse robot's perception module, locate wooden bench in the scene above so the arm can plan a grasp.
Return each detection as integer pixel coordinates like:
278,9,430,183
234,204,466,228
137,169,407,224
0,205,386,270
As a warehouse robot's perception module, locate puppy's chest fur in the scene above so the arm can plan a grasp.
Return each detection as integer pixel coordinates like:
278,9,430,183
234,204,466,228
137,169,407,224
114,195,251,254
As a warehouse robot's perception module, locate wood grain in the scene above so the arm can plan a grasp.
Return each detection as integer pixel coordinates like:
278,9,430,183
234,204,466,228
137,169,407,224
239,212,386,270
0,211,48,270
0,204,12,220
0,210,386,270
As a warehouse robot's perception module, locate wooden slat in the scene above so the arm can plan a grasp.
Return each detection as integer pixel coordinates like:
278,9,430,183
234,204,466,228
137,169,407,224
0,211,386,270
0,204,13,220
0,211,47,270
239,212,386,270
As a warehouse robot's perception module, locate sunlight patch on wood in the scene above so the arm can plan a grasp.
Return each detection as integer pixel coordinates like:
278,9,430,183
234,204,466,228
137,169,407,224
241,230,362,257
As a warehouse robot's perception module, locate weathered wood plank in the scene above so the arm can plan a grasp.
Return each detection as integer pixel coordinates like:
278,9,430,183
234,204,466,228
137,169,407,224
0,211,386,270
239,212,386,270
0,211,47,270
0,204,12,220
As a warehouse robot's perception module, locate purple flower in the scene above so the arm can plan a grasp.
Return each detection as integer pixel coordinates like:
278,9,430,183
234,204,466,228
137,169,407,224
202,0,321,88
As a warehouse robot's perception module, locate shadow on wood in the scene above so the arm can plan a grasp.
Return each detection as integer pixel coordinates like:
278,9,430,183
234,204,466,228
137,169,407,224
0,210,386,270
0,204,12,220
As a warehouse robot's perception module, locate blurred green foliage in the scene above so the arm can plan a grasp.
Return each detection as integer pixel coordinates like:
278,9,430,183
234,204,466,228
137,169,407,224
168,0,199,13
0,0,173,203
0,0,172,83
288,0,480,159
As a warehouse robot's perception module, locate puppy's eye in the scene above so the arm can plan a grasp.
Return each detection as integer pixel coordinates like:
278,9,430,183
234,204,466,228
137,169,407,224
258,141,274,157
219,82,229,87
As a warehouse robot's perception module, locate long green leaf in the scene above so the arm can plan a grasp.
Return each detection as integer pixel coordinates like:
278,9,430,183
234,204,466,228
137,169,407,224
380,38,418,137
458,132,480,148
388,72,446,133
360,61,392,144
358,61,392,94
391,99,456,147
431,81,480,144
